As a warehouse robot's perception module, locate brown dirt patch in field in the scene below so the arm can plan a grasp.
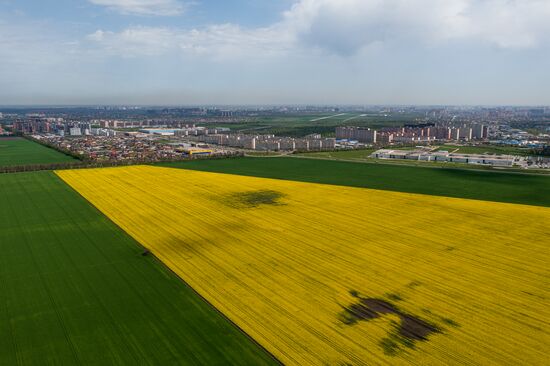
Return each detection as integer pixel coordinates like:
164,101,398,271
340,292,440,355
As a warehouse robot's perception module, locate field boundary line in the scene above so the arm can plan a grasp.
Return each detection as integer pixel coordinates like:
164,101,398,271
52,171,283,366
153,162,550,210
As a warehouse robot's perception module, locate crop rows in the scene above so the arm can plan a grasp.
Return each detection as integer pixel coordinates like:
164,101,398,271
0,171,275,365
57,166,550,365
0,138,75,167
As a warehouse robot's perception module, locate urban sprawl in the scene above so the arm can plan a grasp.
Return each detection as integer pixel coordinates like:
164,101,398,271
1,106,549,169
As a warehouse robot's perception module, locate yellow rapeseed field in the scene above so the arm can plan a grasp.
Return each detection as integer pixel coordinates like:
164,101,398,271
56,166,550,365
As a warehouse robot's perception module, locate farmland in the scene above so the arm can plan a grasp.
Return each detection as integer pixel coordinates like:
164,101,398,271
214,112,418,137
0,171,276,365
295,148,376,160
434,144,535,156
58,166,550,365
159,157,550,207
0,137,76,166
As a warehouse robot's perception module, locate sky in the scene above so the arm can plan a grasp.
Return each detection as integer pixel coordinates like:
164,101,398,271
0,0,549,106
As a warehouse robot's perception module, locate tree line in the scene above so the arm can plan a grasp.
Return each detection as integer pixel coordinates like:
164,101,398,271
0,151,245,174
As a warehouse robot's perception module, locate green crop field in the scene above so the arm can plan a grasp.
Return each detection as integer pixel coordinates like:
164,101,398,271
159,157,550,207
435,144,535,156
0,138,76,166
0,171,276,365
211,112,419,137
295,149,376,160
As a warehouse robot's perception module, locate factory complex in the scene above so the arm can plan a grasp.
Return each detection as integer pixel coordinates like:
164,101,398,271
371,148,517,167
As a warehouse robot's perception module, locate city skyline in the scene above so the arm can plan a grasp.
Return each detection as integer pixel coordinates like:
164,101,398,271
1,0,550,105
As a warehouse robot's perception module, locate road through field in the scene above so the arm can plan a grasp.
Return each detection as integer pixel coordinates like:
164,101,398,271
309,113,348,121
57,166,550,365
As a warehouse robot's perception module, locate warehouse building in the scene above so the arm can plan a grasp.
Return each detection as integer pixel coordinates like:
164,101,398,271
371,149,515,167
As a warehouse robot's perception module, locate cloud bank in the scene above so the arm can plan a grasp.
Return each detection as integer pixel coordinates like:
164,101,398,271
86,0,550,58
285,0,550,52
87,24,293,59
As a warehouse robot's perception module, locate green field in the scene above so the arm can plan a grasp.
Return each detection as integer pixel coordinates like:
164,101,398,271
0,171,276,365
295,149,376,160
0,138,76,166
435,144,534,156
3,156,548,365
159,157,550,207
212,113,419,137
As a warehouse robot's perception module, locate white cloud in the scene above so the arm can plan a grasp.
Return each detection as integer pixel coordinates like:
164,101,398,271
88,0,184,16
87,27,176,56
178,24,294,58
284,0,550,53
86,0,550,60
87,24,294,59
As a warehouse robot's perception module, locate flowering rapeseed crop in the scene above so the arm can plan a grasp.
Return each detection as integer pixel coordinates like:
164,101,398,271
57,166,550,365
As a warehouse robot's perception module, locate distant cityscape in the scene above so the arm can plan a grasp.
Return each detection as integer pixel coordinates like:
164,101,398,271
1,105,548,169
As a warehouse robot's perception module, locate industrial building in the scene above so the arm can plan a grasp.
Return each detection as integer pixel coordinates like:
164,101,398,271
371,149,516,167
181,148,213,156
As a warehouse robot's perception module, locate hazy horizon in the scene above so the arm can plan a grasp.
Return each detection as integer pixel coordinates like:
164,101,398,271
1,103,549,109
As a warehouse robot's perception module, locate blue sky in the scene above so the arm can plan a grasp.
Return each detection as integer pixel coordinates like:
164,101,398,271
1,0,549,105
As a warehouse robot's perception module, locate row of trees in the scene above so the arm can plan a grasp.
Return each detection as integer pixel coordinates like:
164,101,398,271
0,151,245,174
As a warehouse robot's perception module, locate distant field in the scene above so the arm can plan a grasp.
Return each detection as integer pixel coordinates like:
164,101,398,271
0,137,76,166
58,166,550,365
435,144,534,156
295,149,376,160
159,157,550,207
216,113,418,137
0,171,276,365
